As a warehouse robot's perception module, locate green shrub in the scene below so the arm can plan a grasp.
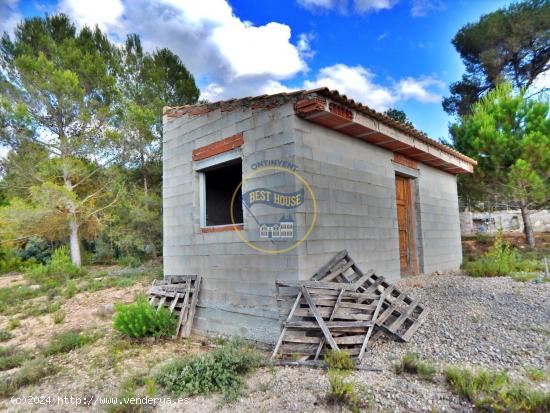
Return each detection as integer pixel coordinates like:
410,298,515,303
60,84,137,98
464,232,543,277
0,346,30,371
394,353,436,380
7,319,21,330
324,349,355,371
326,369,359,412
25,247,85,288
0,248,26,274
155,339,261,401
525,367,547,382
0,329,13,342
117,255,141,269
18,237,52,264
63,280,79,298
42,330,99,356
113,295,176,339
53,310,66,324
0,358,58,396
444,367,550,412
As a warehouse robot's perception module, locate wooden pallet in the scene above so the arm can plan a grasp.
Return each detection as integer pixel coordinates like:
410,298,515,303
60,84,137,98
147,275,201,339
311,250,427,342
272,280,385,362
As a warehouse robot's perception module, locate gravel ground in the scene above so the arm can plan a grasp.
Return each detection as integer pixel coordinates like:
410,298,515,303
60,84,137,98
2,273,549,413
160,273,550,413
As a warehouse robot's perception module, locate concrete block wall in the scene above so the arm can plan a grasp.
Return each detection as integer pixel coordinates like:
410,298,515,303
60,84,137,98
416,164,462,273
293,117,402,281
163,103,301,343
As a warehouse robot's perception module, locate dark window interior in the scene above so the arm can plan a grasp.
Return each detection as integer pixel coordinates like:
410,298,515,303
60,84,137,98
204,160,243,226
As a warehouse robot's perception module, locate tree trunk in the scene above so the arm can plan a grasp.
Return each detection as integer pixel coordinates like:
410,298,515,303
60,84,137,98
69,218,82,267
520,204,536,247
63,171,82,267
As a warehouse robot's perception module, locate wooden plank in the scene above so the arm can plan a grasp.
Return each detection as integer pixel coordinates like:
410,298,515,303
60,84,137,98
311,250,349,280
321,260,354,282
301,286,339,351
388,300,419,332
169,293,181,313
401,309,428,341
183,275,201,338
277,280,360,291
315,288,344,360
174,289,190,339
272,291,303,359
359,293,385,361
156,296,166,310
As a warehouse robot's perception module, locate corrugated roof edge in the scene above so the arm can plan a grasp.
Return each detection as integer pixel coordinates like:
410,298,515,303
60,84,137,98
163,87,477,166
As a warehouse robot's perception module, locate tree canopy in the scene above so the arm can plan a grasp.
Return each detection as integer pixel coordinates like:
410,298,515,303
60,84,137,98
451,83,549,245
443,0,550,116
0,14,199,265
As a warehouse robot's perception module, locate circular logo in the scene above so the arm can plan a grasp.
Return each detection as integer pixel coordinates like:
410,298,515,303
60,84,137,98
230,165,317,254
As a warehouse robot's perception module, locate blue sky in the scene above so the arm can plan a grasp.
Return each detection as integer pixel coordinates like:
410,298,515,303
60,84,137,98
1,0,517,141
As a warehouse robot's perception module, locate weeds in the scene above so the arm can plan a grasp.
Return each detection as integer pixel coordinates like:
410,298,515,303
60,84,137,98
444,367,550,412
0,329,13,342
113,295,176,339
525,367,547,382
0,358,58,396
323,350,361,412
0,346,30,371
25,247,85,288
53,310,66,324
464,232,543,278
155,339,261,401
394,353,437,380
42,330,100,356
324,348,356,370
7,319,21,330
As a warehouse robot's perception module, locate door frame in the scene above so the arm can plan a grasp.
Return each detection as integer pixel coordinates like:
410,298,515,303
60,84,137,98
395,173,420,276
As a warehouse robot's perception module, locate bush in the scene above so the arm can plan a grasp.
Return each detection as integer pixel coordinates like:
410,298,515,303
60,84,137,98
0,248,26,274
155,340,261,401
394,353,436,380
0,329,13,342
117,255,142,269
53,310,66,324
326,369,359,413
18,237,52,264
324,349,355,371
0,358,58,396
113,295,176,339
42,330,99,356
464,232,543,277
25,247,85,288
444,367,550,412
0,346,30,371
7,319,21,330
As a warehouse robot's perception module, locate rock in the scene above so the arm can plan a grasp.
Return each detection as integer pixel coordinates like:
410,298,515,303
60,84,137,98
29,284,40,290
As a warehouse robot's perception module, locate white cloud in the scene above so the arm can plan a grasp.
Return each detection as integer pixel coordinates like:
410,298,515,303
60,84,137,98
0,0,22,34
354,0,399,13
395,76,444,103
303,64,397,110
297,32,316,59
298,0,399,13
58,0,124,31
57,0,308,100
302,64,444,110
410,0,446,17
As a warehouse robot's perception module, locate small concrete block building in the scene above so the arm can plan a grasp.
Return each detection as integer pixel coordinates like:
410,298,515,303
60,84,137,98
163,88,476,343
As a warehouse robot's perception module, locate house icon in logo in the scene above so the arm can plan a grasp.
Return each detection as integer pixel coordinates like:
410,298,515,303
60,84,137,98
259,215,294,240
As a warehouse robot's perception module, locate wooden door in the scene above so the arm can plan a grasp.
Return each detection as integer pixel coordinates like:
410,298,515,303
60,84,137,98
395,175,417,275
